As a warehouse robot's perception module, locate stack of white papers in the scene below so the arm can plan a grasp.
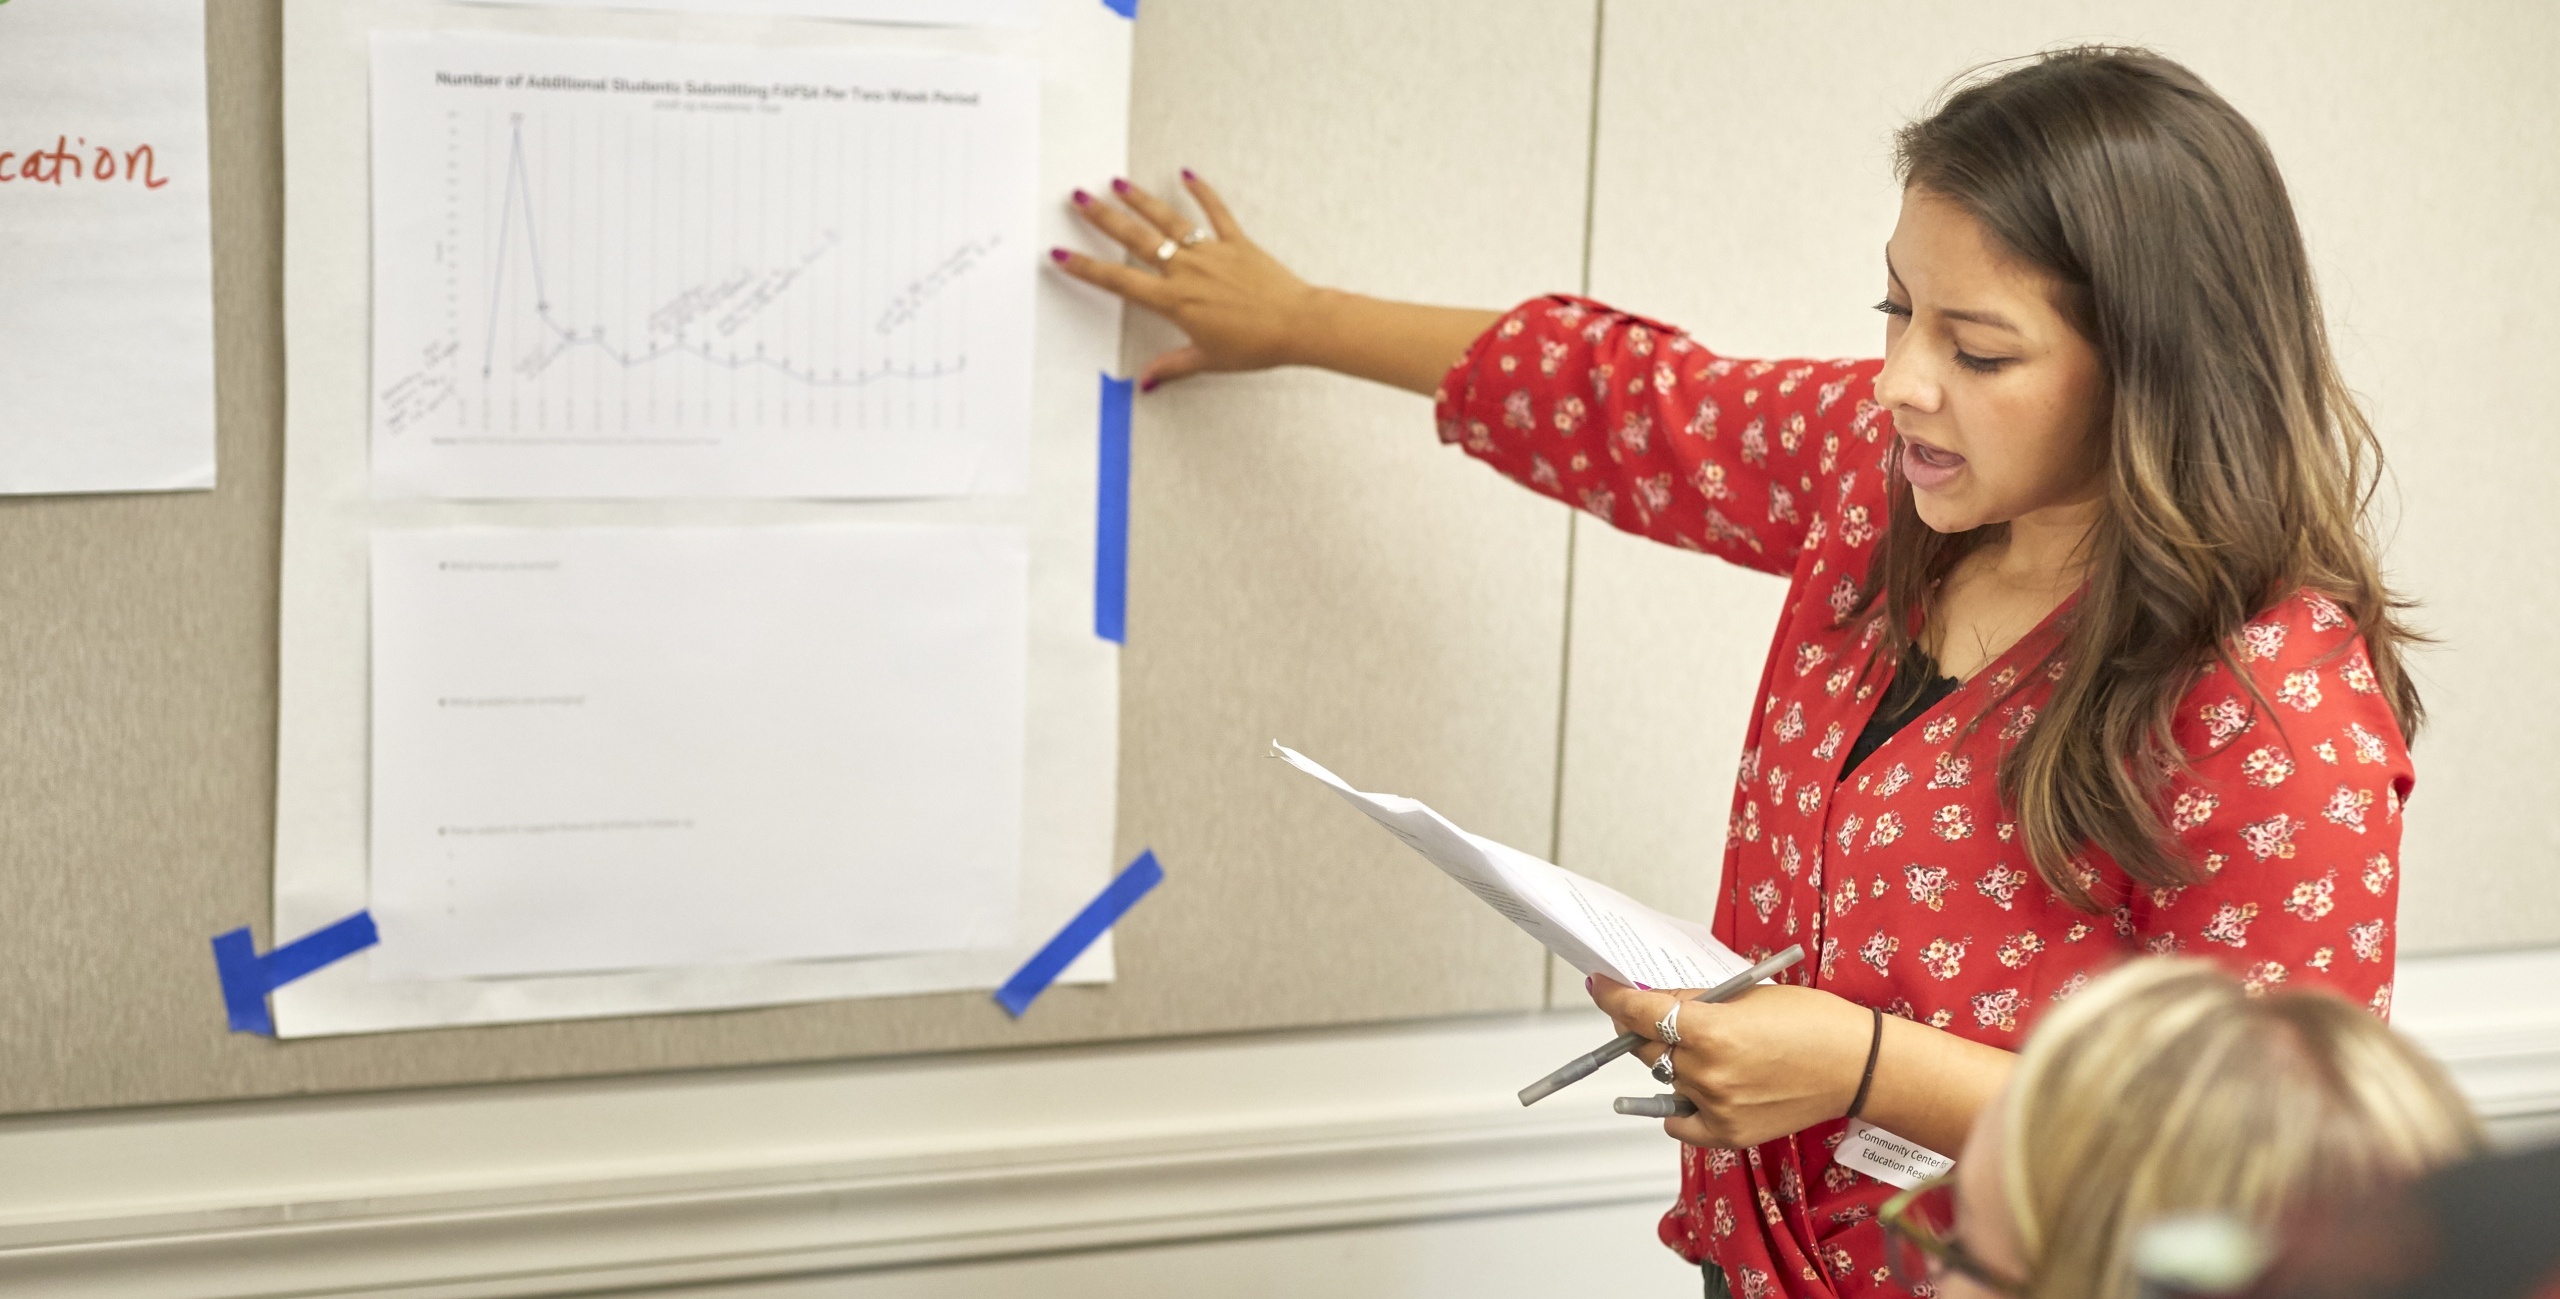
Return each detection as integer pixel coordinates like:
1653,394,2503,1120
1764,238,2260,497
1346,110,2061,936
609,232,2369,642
1272,743,1751,991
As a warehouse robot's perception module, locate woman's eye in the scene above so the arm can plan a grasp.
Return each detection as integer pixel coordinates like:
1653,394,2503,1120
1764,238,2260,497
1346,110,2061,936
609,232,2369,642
1873,298,1912,318
1952,349,2011,374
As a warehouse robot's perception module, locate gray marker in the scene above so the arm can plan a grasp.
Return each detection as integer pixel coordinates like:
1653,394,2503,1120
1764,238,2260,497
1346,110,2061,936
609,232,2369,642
1613,1094,1698,1118
1516,943,1806,1107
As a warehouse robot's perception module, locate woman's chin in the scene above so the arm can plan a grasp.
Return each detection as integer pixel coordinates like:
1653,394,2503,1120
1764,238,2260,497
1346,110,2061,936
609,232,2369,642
1909,492,1982,534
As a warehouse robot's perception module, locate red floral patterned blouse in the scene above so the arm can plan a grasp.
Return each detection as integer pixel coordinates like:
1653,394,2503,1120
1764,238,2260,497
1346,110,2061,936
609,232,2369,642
1434,296,2411,1299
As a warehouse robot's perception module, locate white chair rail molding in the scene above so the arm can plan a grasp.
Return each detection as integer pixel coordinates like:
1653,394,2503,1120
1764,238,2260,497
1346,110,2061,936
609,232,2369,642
0,947,2549,1299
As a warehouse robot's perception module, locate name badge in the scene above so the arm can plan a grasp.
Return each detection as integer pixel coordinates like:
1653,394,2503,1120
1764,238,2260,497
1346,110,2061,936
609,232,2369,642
1832,1118,1955,1190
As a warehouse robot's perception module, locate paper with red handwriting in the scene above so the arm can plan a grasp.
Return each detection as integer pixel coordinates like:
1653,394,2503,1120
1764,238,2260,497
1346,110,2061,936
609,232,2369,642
0,0,216,494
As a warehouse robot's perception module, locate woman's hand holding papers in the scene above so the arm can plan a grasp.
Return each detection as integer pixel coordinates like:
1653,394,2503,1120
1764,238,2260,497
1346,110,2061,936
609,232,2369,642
1591,976,1875,1149
1589,976,2018,1154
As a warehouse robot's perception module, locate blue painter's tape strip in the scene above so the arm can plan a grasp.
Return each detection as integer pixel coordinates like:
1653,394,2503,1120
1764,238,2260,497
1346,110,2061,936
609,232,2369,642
995,850,1163,1017
1101,0,1136,18
1094,372,1133,644
209,928,274,1036
210,910,380,1036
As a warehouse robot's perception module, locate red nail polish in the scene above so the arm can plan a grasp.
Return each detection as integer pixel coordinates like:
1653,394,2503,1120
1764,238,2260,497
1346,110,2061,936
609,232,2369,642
1180,167,1197,181
1110,177,1130,194
1072,189,1092,206
1050,247,1071,263
1138,376,1158,393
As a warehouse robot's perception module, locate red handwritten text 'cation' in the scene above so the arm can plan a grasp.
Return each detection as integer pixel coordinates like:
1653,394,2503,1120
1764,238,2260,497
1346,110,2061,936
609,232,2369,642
0,136,170,188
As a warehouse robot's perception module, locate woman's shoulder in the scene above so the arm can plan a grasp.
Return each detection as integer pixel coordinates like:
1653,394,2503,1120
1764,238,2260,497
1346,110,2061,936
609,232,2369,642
2171,587,2405,765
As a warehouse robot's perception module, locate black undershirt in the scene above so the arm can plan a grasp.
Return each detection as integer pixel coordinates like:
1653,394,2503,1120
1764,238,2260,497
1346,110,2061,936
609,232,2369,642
1840,652,1960,779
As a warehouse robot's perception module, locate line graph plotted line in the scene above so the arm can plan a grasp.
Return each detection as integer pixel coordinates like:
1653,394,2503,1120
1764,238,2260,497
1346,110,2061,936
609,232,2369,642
474,114,975,397
370,32,1038,499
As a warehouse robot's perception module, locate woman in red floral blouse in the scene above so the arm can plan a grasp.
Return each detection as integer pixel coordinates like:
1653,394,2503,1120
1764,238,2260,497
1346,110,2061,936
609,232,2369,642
1053,47,2420,1299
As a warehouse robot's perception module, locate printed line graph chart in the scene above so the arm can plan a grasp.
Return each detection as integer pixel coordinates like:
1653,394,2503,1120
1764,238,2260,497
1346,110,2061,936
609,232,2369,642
370,32,1037,499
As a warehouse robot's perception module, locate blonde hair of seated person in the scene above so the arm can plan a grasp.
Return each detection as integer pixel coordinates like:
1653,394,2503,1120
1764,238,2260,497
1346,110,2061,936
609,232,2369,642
1998,959,2480,1299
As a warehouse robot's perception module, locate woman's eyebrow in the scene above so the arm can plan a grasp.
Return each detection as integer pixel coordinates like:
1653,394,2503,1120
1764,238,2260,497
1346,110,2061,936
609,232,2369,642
1938,306,2022,332
1884,251,2020,331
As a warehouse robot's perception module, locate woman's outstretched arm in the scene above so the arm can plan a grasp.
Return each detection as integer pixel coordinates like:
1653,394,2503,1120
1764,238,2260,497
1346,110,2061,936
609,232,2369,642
1049,173,1497,394
1060,174,1885,575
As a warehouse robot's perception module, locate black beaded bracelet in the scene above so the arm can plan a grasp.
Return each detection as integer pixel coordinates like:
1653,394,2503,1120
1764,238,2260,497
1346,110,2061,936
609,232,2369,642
1845,1006,1885,1120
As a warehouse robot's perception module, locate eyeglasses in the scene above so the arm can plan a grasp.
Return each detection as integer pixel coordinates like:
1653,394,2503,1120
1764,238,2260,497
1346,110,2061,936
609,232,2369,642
1878,1172,2031,1296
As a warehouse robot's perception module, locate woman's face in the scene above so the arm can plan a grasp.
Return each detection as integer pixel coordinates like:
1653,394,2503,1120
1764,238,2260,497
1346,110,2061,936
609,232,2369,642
1942,1084,2032,1299
1873,187,2112,536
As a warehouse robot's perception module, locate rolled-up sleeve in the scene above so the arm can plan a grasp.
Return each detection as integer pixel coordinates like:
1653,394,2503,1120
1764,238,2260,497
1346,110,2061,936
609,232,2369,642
1432,294,1885,577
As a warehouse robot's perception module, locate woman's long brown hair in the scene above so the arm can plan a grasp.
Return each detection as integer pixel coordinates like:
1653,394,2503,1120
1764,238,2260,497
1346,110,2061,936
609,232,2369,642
1865,47,2424,911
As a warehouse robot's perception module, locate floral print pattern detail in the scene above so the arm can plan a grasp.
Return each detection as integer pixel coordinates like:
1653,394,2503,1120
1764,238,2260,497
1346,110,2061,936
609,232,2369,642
1918,937,1968,981
2241,747,2295,788
1927,753,1972,790
2239,619,2288,662
1996,931,2046,969
2240,814,2302,861
2325,786,2374,833
2363,854,2394,896
1976,863,2027,911
1875,763,1912,798
1749,878,1782,923
2349,919,2389,962
2350,722,2390,765
2283,873,2337,922
2202,902,2262,947
1933,805,1974,841
1867,813,1904,849
2172,789,2219,832
1971,988,2026,1032
2199,698,2254,746
2279,670,2324,712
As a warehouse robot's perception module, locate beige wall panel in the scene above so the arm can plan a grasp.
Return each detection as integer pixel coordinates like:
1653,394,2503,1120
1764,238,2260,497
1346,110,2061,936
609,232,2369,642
0,0,1598,1114
1111,0,1595,1022
0,0,291,1109
1550,522,1787,946
1564,0,2560,958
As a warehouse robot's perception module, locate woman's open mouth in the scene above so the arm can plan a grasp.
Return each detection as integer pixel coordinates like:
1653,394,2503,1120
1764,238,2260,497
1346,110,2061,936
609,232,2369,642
1899,436,1967,492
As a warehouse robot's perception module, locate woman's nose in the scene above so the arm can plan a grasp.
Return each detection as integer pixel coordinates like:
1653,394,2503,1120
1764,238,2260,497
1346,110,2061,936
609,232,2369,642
1872,338,1938,416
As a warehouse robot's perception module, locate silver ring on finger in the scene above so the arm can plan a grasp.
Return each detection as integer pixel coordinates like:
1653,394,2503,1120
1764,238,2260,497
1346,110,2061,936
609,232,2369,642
1151,237,1179,263
1651,1051,1677,1085
1656,1001,1685,1048
1178,227,1213,247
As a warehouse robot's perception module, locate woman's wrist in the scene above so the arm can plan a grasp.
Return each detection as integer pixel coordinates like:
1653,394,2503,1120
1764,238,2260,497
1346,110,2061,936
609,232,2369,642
1853,1014,2017,1154
1278,286,1355,371
1282,290,1503,396
1843,1004,1886,1120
